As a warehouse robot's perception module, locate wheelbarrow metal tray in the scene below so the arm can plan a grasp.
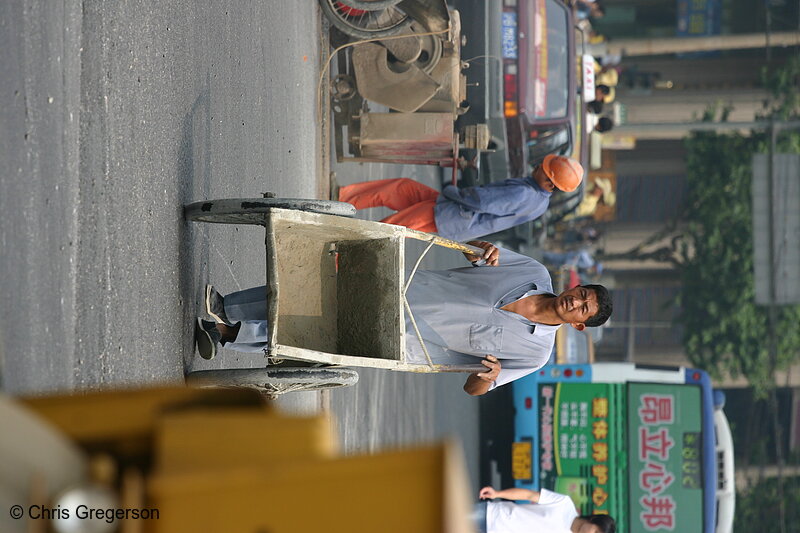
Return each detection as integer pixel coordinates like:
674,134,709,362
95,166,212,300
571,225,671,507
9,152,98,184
267,209,408,367
358,113,456,162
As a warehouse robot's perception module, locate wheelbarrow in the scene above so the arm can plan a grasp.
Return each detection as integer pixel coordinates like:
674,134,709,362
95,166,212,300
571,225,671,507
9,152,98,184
184,196,487,396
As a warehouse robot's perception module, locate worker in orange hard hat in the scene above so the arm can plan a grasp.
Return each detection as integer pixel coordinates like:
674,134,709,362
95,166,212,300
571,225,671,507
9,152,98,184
332,154,584,242
540,154,584,192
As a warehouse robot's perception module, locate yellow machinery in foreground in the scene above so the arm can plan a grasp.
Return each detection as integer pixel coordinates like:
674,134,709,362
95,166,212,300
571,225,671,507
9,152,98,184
2,386,475,533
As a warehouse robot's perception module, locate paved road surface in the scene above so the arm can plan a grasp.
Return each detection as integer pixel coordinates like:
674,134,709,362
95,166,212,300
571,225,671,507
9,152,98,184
0,0,480,493
1,0,326,393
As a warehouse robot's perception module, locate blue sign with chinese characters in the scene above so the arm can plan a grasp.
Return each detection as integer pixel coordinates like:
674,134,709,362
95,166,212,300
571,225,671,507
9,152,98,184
676,0,721,57
676,0,721,37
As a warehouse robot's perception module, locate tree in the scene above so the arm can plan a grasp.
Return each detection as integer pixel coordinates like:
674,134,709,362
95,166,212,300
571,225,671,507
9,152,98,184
735,477,800,533
598,57,800,397
679,58,800,396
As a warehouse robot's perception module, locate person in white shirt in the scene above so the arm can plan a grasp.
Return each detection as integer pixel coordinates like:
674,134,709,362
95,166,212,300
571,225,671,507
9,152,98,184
474,486,616,533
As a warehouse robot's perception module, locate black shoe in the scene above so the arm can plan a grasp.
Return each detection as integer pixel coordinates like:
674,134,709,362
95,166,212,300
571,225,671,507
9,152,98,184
205,284,233,326
195,318,221,360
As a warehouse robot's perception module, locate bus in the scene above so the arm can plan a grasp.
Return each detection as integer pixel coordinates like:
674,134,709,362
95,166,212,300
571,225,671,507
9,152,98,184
511,363,735,533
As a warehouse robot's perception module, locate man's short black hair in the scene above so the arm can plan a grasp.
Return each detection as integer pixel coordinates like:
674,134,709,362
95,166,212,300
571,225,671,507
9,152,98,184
582,284,612,327
587,100,604,114
580,514,616,533
597,84,611,95
596,117,614,132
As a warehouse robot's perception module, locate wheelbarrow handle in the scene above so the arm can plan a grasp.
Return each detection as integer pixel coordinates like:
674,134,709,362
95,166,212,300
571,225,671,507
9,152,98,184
433,364,490,373
403,230,489,258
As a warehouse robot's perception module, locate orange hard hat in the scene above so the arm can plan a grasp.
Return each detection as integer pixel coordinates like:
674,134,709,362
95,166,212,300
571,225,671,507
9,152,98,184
542,155,584,192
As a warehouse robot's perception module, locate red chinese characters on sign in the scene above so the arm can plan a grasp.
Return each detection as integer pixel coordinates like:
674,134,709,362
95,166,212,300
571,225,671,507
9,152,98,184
640,495,676,530
638,395,675,425
640,462,675,495
639,427,675,462
637,394,677,531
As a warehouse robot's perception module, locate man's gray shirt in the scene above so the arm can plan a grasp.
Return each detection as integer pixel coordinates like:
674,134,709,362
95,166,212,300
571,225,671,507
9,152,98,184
404,248,560,390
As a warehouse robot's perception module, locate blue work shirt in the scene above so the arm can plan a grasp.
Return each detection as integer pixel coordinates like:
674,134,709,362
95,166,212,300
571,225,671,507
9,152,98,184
404,247,561,390
432,177,552,242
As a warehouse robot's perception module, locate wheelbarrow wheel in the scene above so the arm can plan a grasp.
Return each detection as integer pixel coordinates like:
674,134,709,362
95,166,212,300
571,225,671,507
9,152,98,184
184,197,356,225
318,0,412,40
337,0,402,9
186,367,360,397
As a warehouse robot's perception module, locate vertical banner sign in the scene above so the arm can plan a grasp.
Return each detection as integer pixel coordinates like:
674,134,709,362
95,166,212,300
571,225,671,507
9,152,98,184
628,384,704,533
582,54,596,103
534,0,548,117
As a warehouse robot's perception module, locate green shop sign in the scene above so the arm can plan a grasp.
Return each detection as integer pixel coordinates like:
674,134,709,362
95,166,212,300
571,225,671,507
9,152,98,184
537,383,624,523
627,383,703,533
537,382,705,533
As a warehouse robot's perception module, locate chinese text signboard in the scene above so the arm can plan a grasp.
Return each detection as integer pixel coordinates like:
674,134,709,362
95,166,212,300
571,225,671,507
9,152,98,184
538,384,619,518
628,383,704,533
676,0,722,58
676,0,721,37
533,0,548,117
